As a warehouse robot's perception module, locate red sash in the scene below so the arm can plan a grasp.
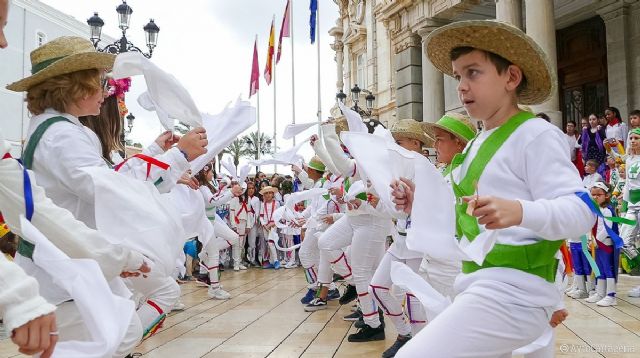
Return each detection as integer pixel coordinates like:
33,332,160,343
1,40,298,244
113,154,170,180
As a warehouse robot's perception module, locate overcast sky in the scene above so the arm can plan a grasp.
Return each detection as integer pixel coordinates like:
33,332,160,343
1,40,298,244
40,0,340,173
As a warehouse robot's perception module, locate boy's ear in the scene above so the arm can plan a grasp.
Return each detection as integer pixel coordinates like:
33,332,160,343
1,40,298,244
505,64,523,92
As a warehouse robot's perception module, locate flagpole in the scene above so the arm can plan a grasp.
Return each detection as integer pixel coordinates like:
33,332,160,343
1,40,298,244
316,1,321,136
272,14,277,175
290,0,296,146
256,36,261,168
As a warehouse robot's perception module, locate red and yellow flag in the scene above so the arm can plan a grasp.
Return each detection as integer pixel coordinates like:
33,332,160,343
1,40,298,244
264,17,275,85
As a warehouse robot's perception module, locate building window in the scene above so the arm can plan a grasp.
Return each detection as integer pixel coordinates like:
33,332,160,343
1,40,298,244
356,53,366,89
36,32,47,47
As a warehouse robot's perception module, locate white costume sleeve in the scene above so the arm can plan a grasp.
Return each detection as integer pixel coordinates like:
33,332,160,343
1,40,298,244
118,145,189,194
517,129,596,240
0,254,56,334
0,156,144,280
200,186,234,208
321,124,357,178
311,138,341,177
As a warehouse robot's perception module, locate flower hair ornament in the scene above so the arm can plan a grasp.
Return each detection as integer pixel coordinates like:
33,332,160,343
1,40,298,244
106,77,132,119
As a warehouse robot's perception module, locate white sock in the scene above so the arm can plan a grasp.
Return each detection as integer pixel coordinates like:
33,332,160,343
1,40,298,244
606,277,616,297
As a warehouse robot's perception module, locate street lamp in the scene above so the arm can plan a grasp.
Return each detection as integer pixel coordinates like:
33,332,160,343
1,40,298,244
126,113,135,133
335,84,376,118
87,0,160,58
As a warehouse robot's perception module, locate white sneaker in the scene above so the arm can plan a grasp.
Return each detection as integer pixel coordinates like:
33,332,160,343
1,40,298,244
569,290,588,299
628,287,640,297
596,295,617,306
585,293,604,303
172,300,186,311
565,288,579,297
233,263,248,271
208,287,231,300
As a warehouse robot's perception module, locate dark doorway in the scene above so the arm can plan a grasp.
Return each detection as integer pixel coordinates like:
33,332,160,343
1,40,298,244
557,16,608,126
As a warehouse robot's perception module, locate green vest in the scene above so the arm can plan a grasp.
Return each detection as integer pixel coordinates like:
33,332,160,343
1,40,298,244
449,112,562,283
18,116,72,259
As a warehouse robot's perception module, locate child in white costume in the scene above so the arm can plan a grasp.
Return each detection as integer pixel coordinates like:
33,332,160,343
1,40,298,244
229,188,254,269
619,128,640,297
259,186,282,269
392,20,594,357
244,183,263,266
307,121,393,343
369,119,432,357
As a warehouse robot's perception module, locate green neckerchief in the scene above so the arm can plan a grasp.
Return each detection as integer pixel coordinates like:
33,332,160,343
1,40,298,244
449,111,535,242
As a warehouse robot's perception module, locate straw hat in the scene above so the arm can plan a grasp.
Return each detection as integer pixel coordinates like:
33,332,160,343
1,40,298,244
390,119,433,147
307,156,326,173
334,118,349,136
259,186,279,195
6,36,115,92
424,20,555,105
422,112,477,143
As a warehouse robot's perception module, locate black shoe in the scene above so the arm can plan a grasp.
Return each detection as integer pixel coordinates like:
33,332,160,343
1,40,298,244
347,323,386,342
333,273,344,282
339,284,357,305
343,308,362,321
382,335,411,358
354,309,384,328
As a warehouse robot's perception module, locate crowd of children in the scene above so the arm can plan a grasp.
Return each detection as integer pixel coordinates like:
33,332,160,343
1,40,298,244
564,109,640,305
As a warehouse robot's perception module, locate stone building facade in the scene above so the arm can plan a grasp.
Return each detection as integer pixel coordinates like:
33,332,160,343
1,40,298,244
329,0,640,129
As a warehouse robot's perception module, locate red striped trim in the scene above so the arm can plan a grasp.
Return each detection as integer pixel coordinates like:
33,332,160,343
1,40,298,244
406,293,416,298
341,273,352,279
330,253,346,264
146,300,164,315
370,285,389,290
357,292,369,297
387,312,404,317
2,153,11,159
362,310,378,317
410,320,426,324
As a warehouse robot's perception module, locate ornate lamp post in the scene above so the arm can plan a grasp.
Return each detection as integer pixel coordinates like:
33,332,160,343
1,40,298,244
335,84,375,118
87,0,159,58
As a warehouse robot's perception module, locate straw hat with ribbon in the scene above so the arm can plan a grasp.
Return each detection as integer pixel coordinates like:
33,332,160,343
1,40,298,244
259,186,279,196
422,112,477,143
424,20,556,105
390,119,433,147
307,156,326,173
6,36,115,92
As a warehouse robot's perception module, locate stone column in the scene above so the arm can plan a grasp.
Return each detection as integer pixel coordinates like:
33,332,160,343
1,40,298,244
394,32,423,121
597,2,634,119
495,0,522,29
524,0,561,128
333,41,345,91
418,27,444,123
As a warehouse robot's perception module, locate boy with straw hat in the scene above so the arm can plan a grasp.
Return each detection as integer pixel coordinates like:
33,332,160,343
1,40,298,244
392,20,595,357
259,186,282,269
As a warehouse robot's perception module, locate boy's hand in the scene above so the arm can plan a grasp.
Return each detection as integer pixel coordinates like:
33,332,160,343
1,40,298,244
321,215,334,225
391,178,414,214
12,313,57,358
549,309,568,328
463,195,523,230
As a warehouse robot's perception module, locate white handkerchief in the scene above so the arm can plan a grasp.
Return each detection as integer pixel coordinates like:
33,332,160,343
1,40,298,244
390,261,451,321
283,122,319,139
22,216,134,358
190,98,257,174
338,102,368,133
112,52,202,129
285,188,328,211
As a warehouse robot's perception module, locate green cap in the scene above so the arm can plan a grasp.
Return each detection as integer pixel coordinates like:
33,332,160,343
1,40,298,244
423,112,477,142
307,156,326,172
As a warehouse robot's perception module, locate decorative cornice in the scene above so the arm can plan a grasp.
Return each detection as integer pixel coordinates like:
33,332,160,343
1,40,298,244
596,1,632,22
375,0,415,22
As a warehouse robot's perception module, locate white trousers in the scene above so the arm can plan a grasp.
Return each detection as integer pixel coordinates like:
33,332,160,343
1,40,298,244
57,300,142,358
370,252,425,336
261,228,279,264
126,275,180,333
396,282,550,358
419,256,461,299
620,206,640,246
319,214,387,327
300,227,321,284
246,223,260,263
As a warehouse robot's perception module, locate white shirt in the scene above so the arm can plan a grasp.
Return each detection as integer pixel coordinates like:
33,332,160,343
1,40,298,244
565,133,580,161
26,109,189,228
606,122,628,143
623,155,640,206
453,118,595,308
259,199,280,226
582,173,603,189
594,207,613,246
